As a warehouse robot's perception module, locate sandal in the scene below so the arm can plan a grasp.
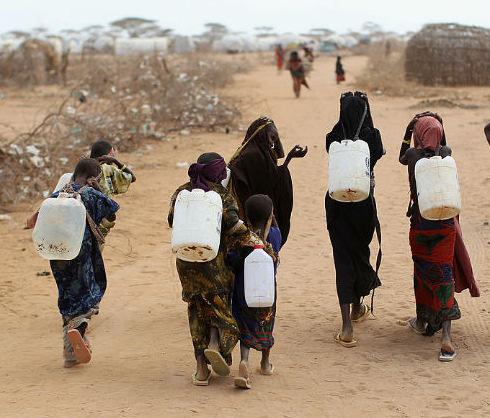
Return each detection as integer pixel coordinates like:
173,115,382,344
204,349,230,376
67,329,91,364
234,361,252,389
335,332,358,348
192,368,211,386
352,304,371,322
438,349,456,362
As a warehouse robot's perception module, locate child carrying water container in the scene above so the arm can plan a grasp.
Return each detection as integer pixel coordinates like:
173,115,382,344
89,139,136,236
168,152,256,386
28,158,119,368
227,194,281,390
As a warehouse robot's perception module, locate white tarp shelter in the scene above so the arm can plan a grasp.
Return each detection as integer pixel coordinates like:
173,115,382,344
114,37,169,56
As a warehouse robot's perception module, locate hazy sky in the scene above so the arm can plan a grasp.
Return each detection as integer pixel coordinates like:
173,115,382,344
1,0,488,35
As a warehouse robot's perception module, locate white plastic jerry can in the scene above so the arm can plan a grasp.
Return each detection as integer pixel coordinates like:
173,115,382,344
53,172,73,193
244,245,275,308
32,193,87,260
221,167,231,188
328,139,371,202
415,155,461,221
171,189,223,262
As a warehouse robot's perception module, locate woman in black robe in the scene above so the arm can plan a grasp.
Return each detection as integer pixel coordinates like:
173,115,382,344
228,117,308,245
325,92,384,347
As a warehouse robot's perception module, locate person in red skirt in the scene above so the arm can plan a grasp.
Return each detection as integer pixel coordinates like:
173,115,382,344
336,56,345,84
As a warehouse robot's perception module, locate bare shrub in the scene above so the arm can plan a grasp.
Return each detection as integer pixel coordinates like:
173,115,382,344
355,41,414,96
0,54,249,207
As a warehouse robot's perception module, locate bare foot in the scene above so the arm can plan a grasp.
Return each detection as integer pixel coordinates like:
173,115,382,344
234,361,252,389
239,360,249,379
408,317,426,335
196,357,210,381
441,339,455,354
341,324,354,342
260,359,274,376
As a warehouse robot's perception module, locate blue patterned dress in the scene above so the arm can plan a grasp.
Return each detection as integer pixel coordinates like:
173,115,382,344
49,184,119,319
229,227,282,351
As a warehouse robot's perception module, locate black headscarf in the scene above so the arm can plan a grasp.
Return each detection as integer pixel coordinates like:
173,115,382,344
326,94,383,170
229,117,293,244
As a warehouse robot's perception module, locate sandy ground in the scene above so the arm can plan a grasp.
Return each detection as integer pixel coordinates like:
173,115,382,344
1,55,490,418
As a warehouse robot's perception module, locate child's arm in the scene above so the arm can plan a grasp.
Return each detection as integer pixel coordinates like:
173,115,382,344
222,192,261,250
98,156,136,183
25,211,39,229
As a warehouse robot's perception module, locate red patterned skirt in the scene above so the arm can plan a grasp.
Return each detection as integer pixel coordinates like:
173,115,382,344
409,217,461,335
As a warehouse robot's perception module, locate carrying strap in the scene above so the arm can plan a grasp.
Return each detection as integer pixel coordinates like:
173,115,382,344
341,104,368,141
229,120,273,162
369,192,382,314
61,183,106,247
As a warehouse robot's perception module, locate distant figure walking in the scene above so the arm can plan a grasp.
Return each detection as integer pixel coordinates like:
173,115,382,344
274,44,285,72
286,51,310,98
335,56,345,84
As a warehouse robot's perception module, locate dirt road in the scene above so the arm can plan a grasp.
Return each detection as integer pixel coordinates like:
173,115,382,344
1,55,490,417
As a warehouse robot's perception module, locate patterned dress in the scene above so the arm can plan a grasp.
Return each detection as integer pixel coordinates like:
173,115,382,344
50,184,119,320
229,227,282,351
405,148,461,334
168,182,254,362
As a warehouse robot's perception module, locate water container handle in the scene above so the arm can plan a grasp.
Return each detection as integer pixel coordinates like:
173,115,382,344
353,104,368,141
57,192,81,200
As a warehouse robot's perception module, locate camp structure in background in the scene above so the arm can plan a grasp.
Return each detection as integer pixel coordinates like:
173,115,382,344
405,23,490,86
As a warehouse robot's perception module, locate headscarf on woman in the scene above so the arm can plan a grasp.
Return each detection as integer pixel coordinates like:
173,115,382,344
326,94,383,170
228,117,293,244
188,153,227,192
413,116,444,152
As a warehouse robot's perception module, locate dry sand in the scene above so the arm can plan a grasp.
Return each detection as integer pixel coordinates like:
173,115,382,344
1,55,489,418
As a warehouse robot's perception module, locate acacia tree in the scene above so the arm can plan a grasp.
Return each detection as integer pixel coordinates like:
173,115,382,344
202,23,229,42
111,17,166,38
254,26,275,37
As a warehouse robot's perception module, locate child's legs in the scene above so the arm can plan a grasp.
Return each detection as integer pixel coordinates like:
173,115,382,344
293,78,301,97
240,342,250,363
62,309,95,361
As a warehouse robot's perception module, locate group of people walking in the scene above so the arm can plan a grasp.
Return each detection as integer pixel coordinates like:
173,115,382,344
29,88,477,389
165,90,477,388
275,45,346,98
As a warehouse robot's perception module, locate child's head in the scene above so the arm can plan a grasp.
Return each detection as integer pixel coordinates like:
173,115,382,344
90,140,114,159
197,152,222,164
73,158,101,184
484,123,490,142
245,194,274,239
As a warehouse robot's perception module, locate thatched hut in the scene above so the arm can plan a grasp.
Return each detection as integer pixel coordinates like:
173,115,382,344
405,23,490,86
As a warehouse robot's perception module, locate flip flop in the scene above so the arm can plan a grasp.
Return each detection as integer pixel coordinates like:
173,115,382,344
204,349,230,376
67,329,92,364
408,318,426,335
192,369,211,386
438,349,456,362
260,363,275,376
352,304,371,323
234,362,252,389
335,332,358,348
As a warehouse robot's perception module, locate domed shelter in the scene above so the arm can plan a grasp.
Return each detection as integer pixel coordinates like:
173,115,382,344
405,23,490,86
